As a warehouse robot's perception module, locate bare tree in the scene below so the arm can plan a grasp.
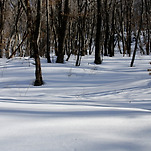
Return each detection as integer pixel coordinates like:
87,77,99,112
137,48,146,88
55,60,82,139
130,0,144,67
46,0,51,63
0,0,4,58
25,0,43,86
94,0,102,64
1,0,150,68
103,0,109,56
56,0,69,63
144,0,151,55
108,0,116,57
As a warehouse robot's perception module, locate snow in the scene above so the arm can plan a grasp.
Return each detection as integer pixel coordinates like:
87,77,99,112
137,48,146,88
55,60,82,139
0,54,151,151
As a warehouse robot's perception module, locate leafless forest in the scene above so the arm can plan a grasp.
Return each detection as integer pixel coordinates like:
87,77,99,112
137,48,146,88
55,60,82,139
0,0,150,85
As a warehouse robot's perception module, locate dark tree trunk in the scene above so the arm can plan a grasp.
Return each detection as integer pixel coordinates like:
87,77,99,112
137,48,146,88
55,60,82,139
104,0,109,56
56,0,69,63
0,0,4,58
33,0,43,86
119,1,126,56
25,0,43,86
46,0,51,63
126,1,132,57
130,0,143,67
108,0,116,57
144,0,150,55
94,0,102,64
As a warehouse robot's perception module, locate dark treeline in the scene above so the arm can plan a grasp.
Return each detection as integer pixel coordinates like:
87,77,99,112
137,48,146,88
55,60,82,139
0,0,150,85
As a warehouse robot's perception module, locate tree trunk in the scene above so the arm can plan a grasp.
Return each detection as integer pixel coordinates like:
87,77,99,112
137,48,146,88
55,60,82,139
46,0,51,63
144,0,150,55
56,0,69,63
126,0,132,57
104,0,109,56
94,0,102,64
0,0,4,58
109,0,116,57
130,0,143,67
25,0,43,86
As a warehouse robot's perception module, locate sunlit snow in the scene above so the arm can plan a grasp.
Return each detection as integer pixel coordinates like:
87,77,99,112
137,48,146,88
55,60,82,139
0,54,151,151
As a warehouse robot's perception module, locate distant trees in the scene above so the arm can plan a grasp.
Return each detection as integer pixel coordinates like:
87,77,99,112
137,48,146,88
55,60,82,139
3,0,150,60
1,0,150,85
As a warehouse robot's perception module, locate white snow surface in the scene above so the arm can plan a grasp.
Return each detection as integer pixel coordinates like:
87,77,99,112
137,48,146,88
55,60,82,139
0,54,151,151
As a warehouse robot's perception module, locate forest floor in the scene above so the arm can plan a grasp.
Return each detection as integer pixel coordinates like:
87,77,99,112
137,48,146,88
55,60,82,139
0,53,151,151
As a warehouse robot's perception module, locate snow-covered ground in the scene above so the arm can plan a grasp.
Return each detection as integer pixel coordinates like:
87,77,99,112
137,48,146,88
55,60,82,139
0,54,151,151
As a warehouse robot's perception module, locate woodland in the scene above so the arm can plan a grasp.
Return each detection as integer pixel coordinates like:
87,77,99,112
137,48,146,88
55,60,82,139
1,1,151,150
0,0,150,86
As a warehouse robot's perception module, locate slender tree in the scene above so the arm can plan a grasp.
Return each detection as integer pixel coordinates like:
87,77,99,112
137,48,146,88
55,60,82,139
104,0,109,56
94,0,102,64
130,0,144,67
56,0,69,63
0,0,4,58
125,0,133,57
108,0,116,57
46,0,51,63
25,0,43,86
144,0,150,55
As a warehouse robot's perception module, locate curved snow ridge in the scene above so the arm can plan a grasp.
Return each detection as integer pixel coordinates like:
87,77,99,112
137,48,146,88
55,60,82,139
0,102,150,119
